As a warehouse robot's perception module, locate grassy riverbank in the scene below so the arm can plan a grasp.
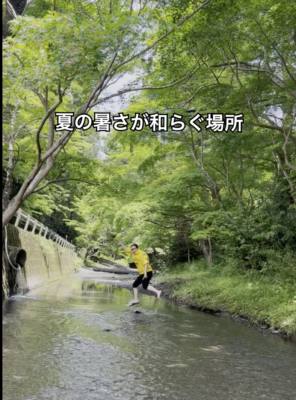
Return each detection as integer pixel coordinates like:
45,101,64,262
154,260,296,339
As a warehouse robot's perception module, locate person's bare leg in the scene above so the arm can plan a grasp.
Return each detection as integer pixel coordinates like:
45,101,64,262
128,288,139,306
147,285,162,298
133,287,139,302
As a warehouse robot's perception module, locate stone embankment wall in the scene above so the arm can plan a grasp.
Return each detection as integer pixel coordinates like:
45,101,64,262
2,224,78,299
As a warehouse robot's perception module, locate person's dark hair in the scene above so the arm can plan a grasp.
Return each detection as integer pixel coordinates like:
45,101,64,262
131,244,138,249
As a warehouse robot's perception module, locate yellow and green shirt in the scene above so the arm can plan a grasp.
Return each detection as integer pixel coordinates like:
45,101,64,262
125,248,153,275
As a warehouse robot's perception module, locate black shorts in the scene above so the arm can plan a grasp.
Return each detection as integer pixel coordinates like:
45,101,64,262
133,271,153,289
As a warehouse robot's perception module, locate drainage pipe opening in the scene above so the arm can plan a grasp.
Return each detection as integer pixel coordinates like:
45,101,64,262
7,246,27,268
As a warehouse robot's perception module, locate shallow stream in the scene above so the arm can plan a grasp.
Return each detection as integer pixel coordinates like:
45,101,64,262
3,273,296,400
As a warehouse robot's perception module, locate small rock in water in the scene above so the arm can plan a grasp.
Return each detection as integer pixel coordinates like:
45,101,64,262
166,364,188,368
134,311,142,314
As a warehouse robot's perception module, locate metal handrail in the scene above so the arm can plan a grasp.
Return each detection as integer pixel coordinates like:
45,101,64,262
14,208,76,251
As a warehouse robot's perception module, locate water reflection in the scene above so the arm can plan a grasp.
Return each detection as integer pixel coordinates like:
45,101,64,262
3,275,296,400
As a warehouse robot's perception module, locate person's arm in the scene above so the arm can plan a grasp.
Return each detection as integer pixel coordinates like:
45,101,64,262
143,253,150,278
118,240,126,250
119,240,132,254
143,264,148,278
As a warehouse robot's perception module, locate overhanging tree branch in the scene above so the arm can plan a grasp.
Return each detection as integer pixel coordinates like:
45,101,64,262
90,61,205,107
109,0,214,75
32,178,118,193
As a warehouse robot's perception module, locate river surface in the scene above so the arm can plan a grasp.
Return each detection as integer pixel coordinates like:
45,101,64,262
3,271,296,400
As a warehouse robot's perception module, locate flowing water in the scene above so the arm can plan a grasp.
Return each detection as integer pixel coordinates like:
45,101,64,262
3,272,296,400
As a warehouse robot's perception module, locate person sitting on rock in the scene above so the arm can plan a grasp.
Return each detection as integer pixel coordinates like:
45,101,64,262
119,240,162,306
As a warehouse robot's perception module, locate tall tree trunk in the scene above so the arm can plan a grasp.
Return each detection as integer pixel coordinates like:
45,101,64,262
208,237,212,264
184,234,191,263
199,239,212,265
2,141,15,213
3,1,28,39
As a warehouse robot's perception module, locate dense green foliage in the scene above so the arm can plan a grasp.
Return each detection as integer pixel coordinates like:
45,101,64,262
2,1,296,330
68,0,296,268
